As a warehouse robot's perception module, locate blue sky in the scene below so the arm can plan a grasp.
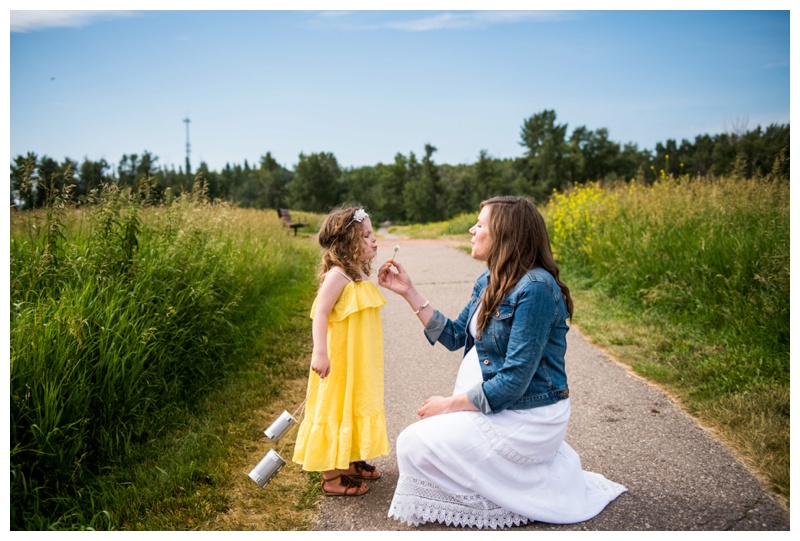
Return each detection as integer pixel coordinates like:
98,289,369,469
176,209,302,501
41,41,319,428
6,4,793,173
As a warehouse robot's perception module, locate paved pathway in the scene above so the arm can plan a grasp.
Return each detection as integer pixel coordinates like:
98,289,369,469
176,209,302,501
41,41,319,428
312,237,790,531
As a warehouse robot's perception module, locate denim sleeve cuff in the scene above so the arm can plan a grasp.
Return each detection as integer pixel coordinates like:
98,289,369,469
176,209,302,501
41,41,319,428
466,383,493,414
423,309,447,345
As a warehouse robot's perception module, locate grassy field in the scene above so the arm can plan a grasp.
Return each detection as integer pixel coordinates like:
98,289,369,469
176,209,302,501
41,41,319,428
10,171,788,529
9,178,327,529
547,174,789,505
389,173,790,507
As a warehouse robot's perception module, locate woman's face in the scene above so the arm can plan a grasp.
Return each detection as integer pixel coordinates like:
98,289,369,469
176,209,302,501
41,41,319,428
469,206,493,261
358,217,378,261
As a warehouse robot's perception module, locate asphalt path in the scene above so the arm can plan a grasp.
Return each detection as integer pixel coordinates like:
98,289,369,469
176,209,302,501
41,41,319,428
312,236,790,531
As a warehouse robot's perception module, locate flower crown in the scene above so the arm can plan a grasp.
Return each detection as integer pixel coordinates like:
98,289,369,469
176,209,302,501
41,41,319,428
346,208,369,228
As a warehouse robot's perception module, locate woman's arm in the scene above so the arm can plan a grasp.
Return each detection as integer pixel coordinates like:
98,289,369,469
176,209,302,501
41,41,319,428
380,260,485,353
310,269,350,378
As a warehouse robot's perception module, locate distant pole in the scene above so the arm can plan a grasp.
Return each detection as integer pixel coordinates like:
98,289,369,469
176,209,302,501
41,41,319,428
183,117,191,176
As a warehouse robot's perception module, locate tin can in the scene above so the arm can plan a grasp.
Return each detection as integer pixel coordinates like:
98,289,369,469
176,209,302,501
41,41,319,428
248,449,286,488
264,410,297,444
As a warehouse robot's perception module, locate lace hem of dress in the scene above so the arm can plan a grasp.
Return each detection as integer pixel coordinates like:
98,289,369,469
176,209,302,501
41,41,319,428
387,475,530,529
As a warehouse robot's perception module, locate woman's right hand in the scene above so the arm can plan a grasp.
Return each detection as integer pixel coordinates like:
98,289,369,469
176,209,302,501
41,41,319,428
378,259,414,296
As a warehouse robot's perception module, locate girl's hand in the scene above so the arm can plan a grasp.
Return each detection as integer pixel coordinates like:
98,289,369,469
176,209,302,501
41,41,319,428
311,353,331,379
378,259,414,295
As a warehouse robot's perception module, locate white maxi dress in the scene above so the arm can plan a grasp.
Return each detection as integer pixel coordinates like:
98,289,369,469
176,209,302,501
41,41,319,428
388,308,627,529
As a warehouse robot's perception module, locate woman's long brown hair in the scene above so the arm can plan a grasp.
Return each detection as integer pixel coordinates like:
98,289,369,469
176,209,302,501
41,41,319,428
476,196,573,337
316,205,372,285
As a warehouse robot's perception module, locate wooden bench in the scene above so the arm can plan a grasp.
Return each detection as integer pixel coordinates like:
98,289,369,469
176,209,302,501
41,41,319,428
277,208,309,236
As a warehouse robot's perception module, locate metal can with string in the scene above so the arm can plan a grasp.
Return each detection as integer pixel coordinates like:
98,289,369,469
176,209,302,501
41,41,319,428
248,378,324,488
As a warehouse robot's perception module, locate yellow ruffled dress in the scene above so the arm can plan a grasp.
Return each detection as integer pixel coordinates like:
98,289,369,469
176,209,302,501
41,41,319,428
292,279,390,472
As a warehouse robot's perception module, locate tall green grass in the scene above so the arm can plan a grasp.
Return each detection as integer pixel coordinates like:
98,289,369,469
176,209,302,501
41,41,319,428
547,175,789,390
9,176,322,529
546,173,789,500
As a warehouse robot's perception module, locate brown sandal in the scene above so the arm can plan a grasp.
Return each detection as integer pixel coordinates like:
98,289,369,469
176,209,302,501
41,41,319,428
320,474,369,497
350,460,381,480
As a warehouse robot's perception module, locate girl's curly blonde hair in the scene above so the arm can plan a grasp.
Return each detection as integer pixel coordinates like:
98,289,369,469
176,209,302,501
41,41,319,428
316,205,372,285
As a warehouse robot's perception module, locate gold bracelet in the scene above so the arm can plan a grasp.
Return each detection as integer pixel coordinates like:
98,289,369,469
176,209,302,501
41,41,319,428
414,300,429,315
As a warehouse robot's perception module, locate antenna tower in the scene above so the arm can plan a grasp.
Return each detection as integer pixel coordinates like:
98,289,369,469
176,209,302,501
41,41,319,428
183,117,191,175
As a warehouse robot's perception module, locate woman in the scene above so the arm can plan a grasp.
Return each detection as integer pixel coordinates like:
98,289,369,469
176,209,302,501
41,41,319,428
377,196,626,528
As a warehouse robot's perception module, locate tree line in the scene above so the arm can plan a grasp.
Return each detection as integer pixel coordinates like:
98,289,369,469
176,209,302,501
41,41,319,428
11,110,789,222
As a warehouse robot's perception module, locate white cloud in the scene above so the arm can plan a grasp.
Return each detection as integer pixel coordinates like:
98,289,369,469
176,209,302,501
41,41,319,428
313,10,572,32
10,10,138,33
764,60,790,70
393,11,570,31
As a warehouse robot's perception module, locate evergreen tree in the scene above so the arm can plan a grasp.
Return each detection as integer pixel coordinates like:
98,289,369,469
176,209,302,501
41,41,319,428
252,152,292,209
403,145,442,223
288,152,343,212
77,157,110,200
519,110,570,199
475,149,504,201
380,153,409,221
10,153,38,209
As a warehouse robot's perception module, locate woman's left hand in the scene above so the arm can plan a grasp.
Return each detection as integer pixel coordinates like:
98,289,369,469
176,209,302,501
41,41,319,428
417,396,451,419
418,393,480,419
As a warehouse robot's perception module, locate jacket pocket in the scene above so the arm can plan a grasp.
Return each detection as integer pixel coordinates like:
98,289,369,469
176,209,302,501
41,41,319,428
487,302,515,347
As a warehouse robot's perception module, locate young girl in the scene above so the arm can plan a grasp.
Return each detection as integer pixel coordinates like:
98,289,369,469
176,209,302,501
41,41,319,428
292,206,390,496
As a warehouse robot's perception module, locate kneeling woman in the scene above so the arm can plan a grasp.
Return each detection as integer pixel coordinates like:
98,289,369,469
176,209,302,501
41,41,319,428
378,196,626,529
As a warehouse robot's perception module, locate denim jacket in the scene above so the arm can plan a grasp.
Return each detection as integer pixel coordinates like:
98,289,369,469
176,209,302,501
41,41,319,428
424,267,570,414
